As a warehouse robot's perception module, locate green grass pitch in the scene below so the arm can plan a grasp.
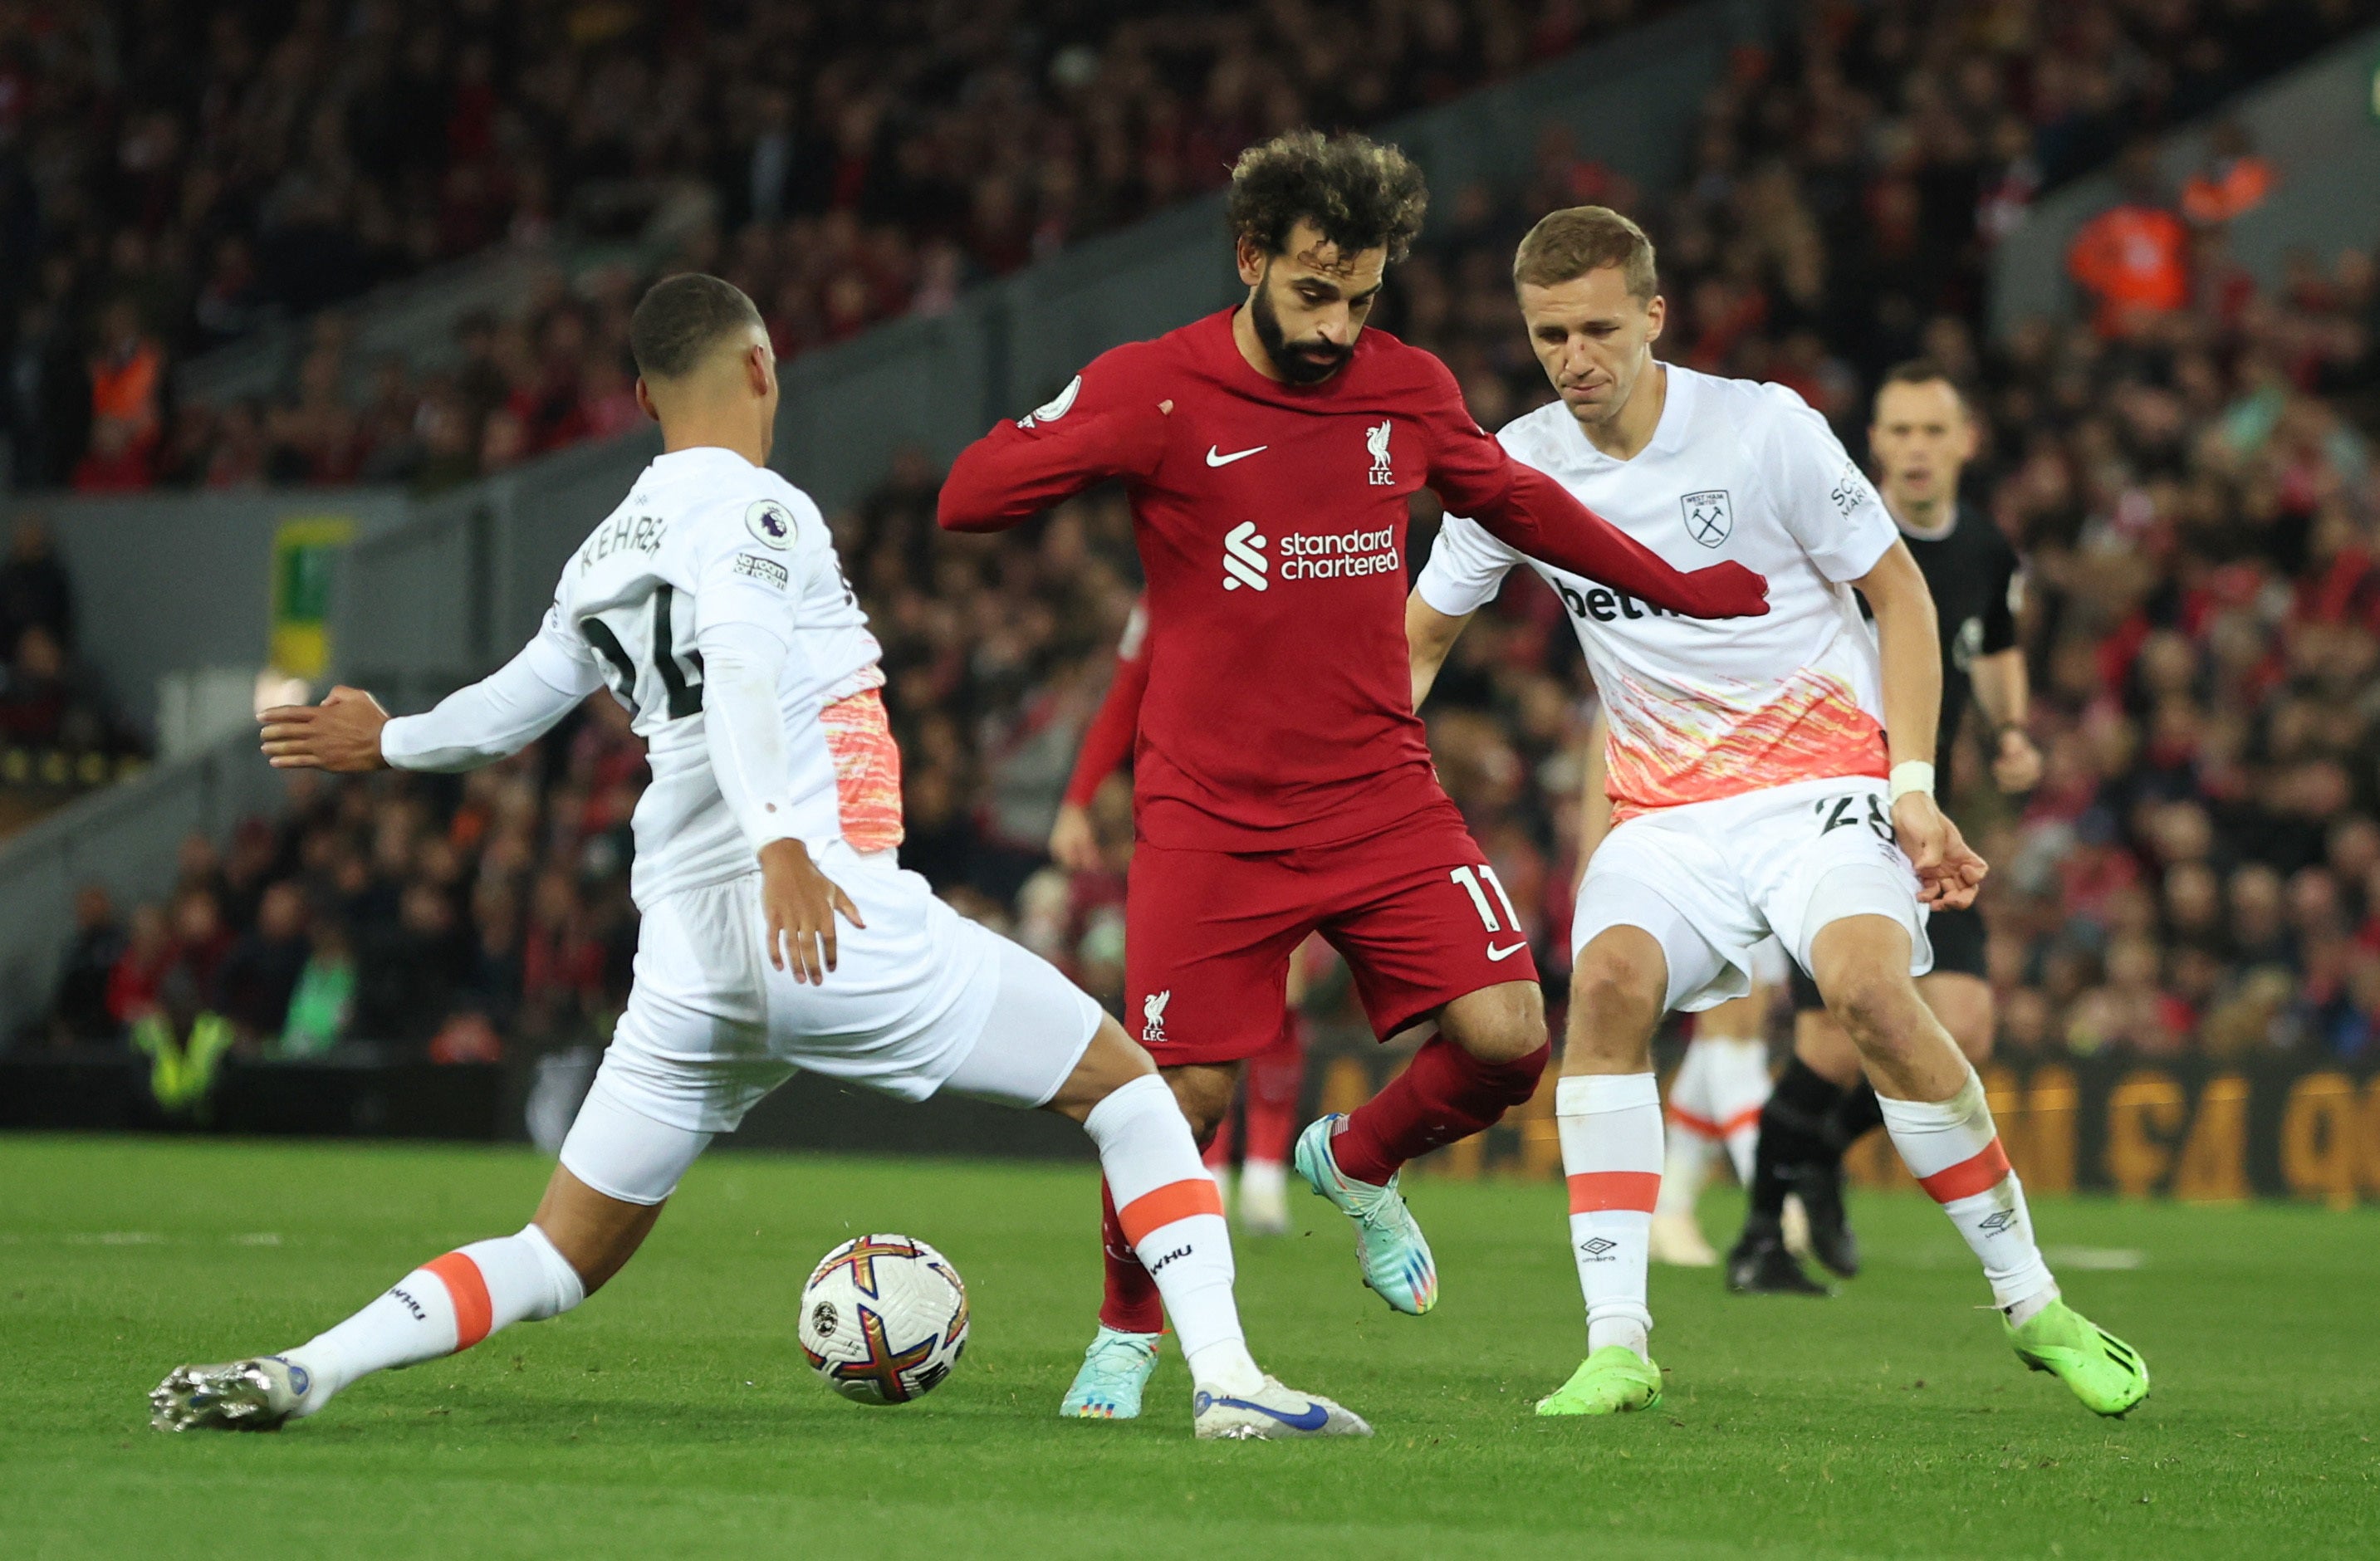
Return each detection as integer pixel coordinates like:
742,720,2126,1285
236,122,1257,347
5,1135,2374,1559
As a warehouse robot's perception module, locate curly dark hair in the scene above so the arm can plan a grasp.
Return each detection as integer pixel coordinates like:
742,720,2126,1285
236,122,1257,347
1227,130,1429,266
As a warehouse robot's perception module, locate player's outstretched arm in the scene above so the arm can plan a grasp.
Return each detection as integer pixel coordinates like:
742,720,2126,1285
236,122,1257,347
937,362,1173,533
263,630,601,774
1418,380,1767,619
259,685,397,772
1854,540,1986,910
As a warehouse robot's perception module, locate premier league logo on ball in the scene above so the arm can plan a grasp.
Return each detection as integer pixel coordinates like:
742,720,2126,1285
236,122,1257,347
1680,489,1732,548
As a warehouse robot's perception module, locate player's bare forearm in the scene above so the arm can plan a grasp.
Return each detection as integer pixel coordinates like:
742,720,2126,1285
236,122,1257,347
1970,647,2026,732
258,686,391,772
1578,711,1613,861
1405,593,1471,707
936,403,1172,533
1853,542,1941,770
1971,647,2042,791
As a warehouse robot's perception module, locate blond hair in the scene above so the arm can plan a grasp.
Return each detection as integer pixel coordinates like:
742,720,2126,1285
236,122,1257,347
1511,206,1657,299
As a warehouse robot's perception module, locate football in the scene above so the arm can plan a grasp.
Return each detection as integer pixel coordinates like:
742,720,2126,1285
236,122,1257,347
796,1234,971,1404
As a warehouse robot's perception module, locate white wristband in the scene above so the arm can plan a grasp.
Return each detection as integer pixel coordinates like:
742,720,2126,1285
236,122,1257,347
1888,761,1936,804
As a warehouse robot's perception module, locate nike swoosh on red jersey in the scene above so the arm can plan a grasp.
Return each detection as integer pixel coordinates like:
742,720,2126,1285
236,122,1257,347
1205,445,1268,467
1487,942,1529,961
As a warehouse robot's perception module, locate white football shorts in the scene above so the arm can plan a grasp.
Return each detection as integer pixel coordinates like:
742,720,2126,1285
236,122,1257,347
560,841,1100,1203
1570,775,1932,1014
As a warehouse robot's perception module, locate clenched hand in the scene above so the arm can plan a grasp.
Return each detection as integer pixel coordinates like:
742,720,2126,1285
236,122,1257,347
1680,560,1770,619
759,839,867,984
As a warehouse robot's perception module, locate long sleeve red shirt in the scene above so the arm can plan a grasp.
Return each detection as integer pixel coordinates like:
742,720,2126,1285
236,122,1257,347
942,309,1767,851
1064,599,1151,809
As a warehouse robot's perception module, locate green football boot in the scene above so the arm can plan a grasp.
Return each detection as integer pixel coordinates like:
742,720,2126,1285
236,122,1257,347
2007,1298,2149,1417
1534,1346,1664,1417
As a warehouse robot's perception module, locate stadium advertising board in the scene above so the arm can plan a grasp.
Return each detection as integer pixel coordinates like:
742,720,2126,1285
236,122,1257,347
1314,1046,2380,1206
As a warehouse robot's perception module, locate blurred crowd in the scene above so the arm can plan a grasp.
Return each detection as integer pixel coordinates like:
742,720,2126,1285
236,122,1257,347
1373,3,2380,1064
0,515,135,758
4,0,1677,492
31,0,2380,1071
47,701,647,1059
22,1,2370,496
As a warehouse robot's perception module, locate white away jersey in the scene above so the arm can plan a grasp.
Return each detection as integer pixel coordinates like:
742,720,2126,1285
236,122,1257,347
1418,366,1898,820
526,446,884,905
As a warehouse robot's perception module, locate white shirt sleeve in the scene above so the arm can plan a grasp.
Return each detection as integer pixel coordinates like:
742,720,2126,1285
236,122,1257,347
691,489,814,653
688,487,813,854
1757,384,1898,584
380,607,605,772
1415,512,1524,618
697,620,803,853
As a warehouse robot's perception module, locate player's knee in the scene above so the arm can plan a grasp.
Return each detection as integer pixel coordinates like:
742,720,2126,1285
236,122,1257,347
1819,966,1921,1051
1045,1016,1158,1122
1440,980,1546,1065
1570,941,1667,1038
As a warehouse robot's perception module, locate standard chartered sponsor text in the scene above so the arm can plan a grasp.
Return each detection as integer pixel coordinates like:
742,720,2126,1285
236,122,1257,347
1277,526,1399,580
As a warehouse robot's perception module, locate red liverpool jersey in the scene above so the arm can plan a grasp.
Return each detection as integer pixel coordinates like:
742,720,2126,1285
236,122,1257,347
940,309,1765,852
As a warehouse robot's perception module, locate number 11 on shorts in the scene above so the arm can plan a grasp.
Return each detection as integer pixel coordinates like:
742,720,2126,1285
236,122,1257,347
1450,865,1527,958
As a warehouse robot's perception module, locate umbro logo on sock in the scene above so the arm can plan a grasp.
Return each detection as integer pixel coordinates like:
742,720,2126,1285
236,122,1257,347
1578,1236,1618,1259
1977,1211,2018,1236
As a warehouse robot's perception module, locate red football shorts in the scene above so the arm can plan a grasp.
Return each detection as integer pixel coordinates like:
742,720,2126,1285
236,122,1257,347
1125,801,1541,1067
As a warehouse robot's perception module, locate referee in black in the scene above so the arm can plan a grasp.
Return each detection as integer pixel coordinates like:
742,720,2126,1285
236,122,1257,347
1730,360,2040,1294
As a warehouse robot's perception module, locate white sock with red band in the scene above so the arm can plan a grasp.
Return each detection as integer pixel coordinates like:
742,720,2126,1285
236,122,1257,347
1878,1069,2058,1321
1655,1041,1719,1217
1655,1037,1770,1213
1083,1074,1261,1394
280,1224,585,1417
1556,1073,1663,1359
1702,1036,1772,1187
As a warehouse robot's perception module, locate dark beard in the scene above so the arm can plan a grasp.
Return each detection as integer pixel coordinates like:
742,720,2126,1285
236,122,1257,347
1250,277,1352,385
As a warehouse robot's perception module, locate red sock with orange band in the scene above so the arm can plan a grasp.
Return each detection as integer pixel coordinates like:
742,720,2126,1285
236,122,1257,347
1080,1074,1263,1394
1878,1070,2058,1321
278,1224,585,1417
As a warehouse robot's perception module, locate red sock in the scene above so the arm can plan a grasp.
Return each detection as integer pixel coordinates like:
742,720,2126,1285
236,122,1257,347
1243,1015,1306,1164
1097,1177,1165,1333
1332,1035,1550,1187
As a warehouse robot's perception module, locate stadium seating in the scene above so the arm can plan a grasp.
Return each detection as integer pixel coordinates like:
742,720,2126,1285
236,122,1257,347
2,0,1686,494
4,1,2377,1118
